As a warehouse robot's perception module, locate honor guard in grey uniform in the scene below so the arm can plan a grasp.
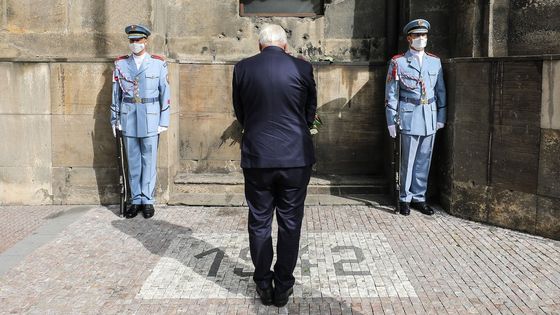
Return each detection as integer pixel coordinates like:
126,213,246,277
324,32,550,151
110,24,171,219
385,19,446,216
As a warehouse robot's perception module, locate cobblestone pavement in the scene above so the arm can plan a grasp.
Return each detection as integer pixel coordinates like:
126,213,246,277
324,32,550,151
0,206,75,254
0,204,559,314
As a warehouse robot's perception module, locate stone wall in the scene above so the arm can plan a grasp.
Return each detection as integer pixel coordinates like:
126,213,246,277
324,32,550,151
0,60,181,205
176,62,387,175
509,0,560,56
0,0,386,62
437,57,560,240
2,0,559,61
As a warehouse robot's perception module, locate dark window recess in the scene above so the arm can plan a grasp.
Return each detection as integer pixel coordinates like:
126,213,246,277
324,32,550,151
240,0,324,17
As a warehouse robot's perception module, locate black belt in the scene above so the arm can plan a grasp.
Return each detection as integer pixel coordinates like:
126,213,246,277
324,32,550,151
123,97,159,104
399,96,435,105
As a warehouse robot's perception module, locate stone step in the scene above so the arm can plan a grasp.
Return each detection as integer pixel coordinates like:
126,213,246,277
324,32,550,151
168,193,386,207
173,173,388,195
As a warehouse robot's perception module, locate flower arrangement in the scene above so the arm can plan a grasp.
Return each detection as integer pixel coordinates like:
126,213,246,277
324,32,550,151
309,115,323,135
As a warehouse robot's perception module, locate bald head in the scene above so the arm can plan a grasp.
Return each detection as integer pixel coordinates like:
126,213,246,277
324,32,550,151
258,24,288,51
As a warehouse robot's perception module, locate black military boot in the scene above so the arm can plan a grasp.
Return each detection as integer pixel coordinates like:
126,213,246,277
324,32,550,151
124,204,140,219
399,202,410,216
411,202,434,215
142,204,155,219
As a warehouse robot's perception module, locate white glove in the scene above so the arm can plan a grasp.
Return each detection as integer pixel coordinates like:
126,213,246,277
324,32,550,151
157,126,168,134
388,125,397,138
436,122,445,130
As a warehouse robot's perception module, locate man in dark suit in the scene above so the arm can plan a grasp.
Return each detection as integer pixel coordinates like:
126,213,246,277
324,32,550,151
232,24,317,307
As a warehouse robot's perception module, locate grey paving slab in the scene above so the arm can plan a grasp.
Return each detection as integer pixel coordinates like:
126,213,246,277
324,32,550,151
0,205,92,276
0,205,73,253
0,204,558,314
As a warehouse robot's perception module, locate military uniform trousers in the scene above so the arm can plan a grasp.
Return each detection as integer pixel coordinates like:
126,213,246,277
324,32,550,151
400,133,435,203
243,166,312,292
124,135,159,205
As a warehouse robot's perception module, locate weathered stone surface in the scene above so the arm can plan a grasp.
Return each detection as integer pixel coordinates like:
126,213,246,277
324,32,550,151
167,0,242,38
491,62,541,194
50,63,113,115
2,33,130,59
536,195,560,240
452,122,489,185
488,0,510,57
449,181,489,223
180,64,235,114
0,63,51,114
6,0,66,33
179,159,241,174
0,1,5,30
325,0,383,39
0,115,51,167
451,62,491,124
323,38,384,62
409,0,452,57
2,0,164,58
52,167,117,205
488,188,537,235
542,60,560,130
447,0,485,57
167,63,181,115
0,167,52,205
167,1,330,61
509,0,560,55
432,122,453,210
52,115,113,168
52,165,169,205
538,129,560,199
446,62,491,185
179,113,240,162
66,1,153,34
314,65,385,175
1,0,390,61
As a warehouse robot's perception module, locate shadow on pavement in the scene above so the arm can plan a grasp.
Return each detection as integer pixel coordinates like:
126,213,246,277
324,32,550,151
111,218,365,313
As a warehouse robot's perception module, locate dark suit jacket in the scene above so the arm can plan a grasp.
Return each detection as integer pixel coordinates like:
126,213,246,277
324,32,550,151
232,46,317,168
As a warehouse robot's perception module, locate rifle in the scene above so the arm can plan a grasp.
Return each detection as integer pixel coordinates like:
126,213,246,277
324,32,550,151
392,117,401,213
115,128,129,217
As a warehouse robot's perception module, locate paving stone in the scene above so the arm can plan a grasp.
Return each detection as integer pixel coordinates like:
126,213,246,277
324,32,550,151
0,204,558,314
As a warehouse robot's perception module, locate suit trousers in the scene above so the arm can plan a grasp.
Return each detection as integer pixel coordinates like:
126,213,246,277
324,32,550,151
124,135,159,205
400,133,435,203
243,166,312,292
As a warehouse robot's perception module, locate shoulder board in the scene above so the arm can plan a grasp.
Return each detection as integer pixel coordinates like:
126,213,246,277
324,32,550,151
391,53,405,60
426,52,440,59
151,54,165,61
115,55,128,61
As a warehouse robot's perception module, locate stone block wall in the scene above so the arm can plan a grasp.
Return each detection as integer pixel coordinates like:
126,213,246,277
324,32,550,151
437,57,560,240
176,62,386,176
509,0,560,56
0,61,181,205
0,0,386,62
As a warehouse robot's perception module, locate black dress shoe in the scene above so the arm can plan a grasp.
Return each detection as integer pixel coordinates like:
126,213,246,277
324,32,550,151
142,204,155,219
273,287,293,307
124,204,140,219
411,202,434,215
399,202,410,216
256,285,274,306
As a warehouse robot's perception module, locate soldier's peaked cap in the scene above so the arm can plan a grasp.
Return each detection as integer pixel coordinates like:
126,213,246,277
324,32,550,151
125,24,151,39
403,19,430,35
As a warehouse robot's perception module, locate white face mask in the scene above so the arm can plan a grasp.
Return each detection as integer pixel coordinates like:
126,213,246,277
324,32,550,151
129,43,145,54
411,37,427,50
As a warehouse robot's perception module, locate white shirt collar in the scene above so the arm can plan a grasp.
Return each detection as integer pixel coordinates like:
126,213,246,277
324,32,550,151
133,53,147,70
409,49,425,66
